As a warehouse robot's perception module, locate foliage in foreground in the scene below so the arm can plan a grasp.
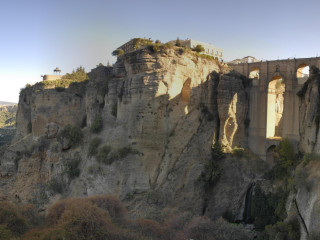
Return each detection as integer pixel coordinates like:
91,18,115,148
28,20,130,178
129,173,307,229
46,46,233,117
0,195,252,240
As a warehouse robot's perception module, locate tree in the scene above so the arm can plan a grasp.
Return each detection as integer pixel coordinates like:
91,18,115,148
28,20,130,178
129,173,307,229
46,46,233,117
62,66,88,82
175,37,182,47
193,44,205,53
112,49,124,56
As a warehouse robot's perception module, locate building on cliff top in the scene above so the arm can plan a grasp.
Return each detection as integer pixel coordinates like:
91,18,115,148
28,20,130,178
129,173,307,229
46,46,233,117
117,38,153,54
117,38,224,61
179,39,223,61
42,67,63,81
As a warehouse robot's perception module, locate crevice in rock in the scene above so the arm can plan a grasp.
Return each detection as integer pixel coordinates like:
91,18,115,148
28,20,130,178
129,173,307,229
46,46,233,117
202,198,208,215
294,197,309,236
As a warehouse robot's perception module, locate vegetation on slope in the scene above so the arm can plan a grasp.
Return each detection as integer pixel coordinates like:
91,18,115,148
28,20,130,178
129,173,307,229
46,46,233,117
113,38,219,62
254,138,302,239
0,195,252,240
0,106,17,146
20,66,89,95
0,110,15,128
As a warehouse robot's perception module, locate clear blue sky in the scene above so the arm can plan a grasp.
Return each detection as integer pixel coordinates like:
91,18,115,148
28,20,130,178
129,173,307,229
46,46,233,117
1,0,320,102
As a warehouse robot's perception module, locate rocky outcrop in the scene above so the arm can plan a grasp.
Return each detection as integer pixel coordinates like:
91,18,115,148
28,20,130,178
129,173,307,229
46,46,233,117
299,67,320,153
217,72,250,150
0,48,254,220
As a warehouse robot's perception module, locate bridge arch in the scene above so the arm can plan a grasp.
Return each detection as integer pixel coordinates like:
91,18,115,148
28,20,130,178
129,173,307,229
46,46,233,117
249,67,260,79
296,64,309,78
266,75,285,138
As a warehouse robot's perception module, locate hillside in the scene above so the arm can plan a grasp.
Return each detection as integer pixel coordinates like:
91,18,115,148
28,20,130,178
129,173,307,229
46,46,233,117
0,101,16,106
0,46,320,239
0,104,17,146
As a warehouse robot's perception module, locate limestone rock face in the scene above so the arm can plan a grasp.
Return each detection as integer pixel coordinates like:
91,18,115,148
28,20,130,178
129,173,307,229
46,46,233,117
217,72,249,150
45,122,59,139
286,161,320,239
0,48,253,219
299,72,320,153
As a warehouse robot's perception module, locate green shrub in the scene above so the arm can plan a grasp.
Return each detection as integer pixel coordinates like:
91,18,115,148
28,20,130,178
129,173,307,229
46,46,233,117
193,44,205,53
199,142,225,187
175,38,182,47
160,41,174,50
118,146,135,159
252,184,288,232
97,145,112,164
62,66,88,82
179,46,191,54
269,138,299,180
97,79,109,96
88,138,101,156
47,178,64,194
112,49,124,56
0,202,29,235
258,218,300,240
232,147,245,157
302,152,320,166
132,38,153,50
91,115,103,133
55,86,65,92
65,158,81,179
0,225,14,240
59,124,83,147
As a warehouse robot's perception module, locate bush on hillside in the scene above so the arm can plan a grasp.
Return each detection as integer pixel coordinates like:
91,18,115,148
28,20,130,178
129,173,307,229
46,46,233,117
91,115,103,133
232,147,245,157
112,49,124,56
62,66,88,82
193,44,205,53
199,142,225,187
64,158,81,179
0,202,29,235
58,124,83,147
175,38,182,47
97,145,112,164
88,137,102,156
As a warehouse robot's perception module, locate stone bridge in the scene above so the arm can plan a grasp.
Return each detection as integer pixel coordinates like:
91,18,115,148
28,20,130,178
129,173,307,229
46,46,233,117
229,57,320,159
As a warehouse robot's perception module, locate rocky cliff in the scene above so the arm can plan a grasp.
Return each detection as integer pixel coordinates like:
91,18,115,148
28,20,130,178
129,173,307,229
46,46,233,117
0,48,258,222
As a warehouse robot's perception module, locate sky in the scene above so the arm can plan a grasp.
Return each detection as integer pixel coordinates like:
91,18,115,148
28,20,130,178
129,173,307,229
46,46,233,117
1,0,320,103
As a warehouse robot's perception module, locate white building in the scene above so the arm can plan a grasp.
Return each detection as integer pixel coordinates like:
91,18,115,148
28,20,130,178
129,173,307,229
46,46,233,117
180,39,223,61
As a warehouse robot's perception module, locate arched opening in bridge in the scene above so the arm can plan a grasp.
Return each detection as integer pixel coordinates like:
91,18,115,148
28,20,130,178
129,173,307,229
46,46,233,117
266,76,285,138
296,64,309,78
249,67,260,79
